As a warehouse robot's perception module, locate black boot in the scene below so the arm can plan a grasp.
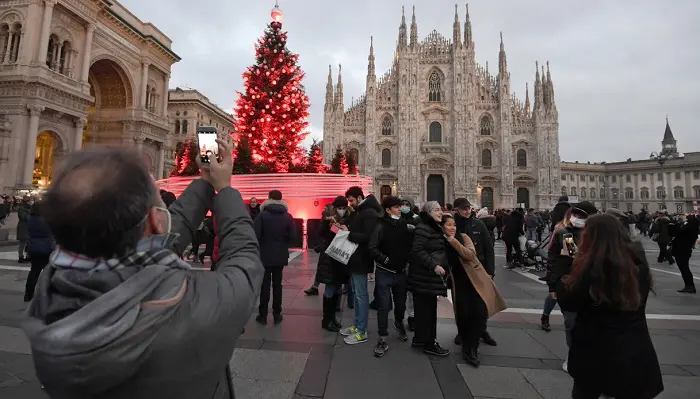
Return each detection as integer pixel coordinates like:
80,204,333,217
540,314,551,332
481,331,497,346
463,347,480,367
331,294,342,329
407,316,415,332
321,297,339,332
304,286,319,296
454,334,462,346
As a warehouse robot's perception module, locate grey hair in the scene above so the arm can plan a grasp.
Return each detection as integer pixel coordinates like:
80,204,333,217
422,201,440,213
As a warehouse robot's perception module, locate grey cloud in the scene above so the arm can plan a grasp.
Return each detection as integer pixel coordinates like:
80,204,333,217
121,0,700,162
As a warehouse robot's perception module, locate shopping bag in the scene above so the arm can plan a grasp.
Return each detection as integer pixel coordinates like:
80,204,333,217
325,230,358,265
518,235,527,252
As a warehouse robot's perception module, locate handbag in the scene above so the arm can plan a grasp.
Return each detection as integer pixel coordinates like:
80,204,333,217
324,230,358,265
518,235,527,251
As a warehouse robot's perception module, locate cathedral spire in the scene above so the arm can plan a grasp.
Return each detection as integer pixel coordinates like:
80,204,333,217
325,64,333,108
524,82,530,116
335,64,343,106
533,61,543,112
367,36,376,81
498,32,507,75
546,61,555,108
464,3,472,47
453,4,461,48
398,6,408,50
410,5,418,48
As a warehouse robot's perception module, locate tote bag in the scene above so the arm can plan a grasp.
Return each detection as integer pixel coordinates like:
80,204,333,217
324,230,359,265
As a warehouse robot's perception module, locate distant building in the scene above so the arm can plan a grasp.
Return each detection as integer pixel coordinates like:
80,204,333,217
560,118,700,214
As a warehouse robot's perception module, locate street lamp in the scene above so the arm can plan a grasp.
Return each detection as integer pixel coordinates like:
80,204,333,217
650,151,670,210
602,182,608,211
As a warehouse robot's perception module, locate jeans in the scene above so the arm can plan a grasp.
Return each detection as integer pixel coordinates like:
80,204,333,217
526,228,538,242
375,269,407,337
562,310,577,348
413,293,438,344
324,284,341,298
259,267,283,316
350,273,369,333
543,293,558,315
24,253,50,302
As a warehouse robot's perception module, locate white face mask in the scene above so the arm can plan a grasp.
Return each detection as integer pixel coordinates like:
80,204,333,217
153,206,172,234
570,216,585,229
390,214,401,220
337,209,346,217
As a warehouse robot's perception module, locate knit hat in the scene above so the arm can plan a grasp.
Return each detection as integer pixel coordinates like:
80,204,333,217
476,207,489,218
332,196,348,208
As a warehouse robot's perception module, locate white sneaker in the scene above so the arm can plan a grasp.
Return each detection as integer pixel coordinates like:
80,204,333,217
562,358,568,373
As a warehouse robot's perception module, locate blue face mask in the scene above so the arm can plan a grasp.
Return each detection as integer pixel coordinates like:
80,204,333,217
400,206,410,214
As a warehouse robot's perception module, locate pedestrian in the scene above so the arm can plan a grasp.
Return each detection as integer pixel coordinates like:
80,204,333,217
23,136,263,399
650,211,675,265
23,201,54,302
671,214,699,293
16,196,31,263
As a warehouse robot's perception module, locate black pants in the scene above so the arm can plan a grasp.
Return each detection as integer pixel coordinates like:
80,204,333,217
505,238,522,264
24,253,50,302
413,293,438,345
453,269,488,352
259,267,283,316
571,381,638,399
375,269,407,336
657,242,674,263
676,255,695,289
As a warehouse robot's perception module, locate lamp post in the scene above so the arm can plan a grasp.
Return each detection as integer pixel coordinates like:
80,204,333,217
602,182,608,211
650,152,670,211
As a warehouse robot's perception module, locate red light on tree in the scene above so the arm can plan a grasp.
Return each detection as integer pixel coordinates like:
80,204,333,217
330,145,348,174
234,11,309,173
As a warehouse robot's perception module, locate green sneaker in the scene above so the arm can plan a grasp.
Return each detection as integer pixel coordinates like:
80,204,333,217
340,326,357,337
343,331,368,345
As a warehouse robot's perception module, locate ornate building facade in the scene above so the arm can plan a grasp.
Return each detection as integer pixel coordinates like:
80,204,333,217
322,5,561,209
560,119,700,214
0,0,179,191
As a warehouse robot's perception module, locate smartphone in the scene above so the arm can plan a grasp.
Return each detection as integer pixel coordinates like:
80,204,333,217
562,233,575,256
197,126,219,164
330,224,340,233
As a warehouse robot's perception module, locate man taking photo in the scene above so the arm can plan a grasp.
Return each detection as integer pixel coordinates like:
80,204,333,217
23,135,263,399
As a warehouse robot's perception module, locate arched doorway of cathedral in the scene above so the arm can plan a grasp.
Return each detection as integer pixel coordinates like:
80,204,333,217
380,185,392,200
87,58,134,144
426,175,445,206
481,187,494,210
516,187,530,209
33,130,64,188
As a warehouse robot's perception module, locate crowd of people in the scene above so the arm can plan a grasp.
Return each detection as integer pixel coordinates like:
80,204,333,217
10,132,700,398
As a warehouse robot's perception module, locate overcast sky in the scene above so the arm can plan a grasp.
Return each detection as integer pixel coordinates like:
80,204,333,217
121,0,699,163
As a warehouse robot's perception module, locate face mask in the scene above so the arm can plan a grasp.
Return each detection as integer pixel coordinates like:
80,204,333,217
337,209,346,217
390,214,401,220
153,206,172,234
400,206,410,214
570,216,585,229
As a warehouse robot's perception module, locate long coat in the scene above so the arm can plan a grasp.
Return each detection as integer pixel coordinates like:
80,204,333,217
446,234,506,317
17,203,30,241
409,213,449,297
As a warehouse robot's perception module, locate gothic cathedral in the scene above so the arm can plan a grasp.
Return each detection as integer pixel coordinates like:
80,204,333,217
322,5,561,209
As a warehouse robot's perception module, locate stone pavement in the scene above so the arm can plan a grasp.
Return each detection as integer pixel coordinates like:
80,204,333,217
1,238,700,398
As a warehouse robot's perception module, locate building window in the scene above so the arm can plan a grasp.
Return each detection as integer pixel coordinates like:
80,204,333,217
590,189,596,199
381,115,393,136
612,188,619,199
625,174,631,183
580,188,587,198
693,185,700,198
1,23,22,64
642,203,649,211
479,114,493,136
381,149,391,167
625,188,634,199
348,148,359,166
561,186,567,195
599,176,605,182
428,71,442,102
694,171,699,179
656,186,666,199
641,174,647,182
600,188,606,198
516,149,527,167
481,149,492,168
182,120,188,134
570,187,577,196
673,186,684,199
429,122,442,142
175,120,181,134
589,175,595,182
640,187,650,199
657,172,662,180
627,203,633,211
675,171,681,180
611,176,617,183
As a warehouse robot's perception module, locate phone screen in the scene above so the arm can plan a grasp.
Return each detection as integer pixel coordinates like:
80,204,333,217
330,224,340,233
197,127,218,164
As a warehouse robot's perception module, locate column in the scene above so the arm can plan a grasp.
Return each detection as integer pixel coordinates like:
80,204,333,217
36,0,56,63
3,32,14,64
74,117,87,151
161,73,170,115
140,62,149,108
21,105,44,186
155,143,165,180
134,136,144,150
80,24,95,83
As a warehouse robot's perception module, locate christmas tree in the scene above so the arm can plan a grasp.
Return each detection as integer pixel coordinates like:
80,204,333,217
234,5,309,173
232,135,254,174
330,145,348,174
171,140,200,177
305,139,326,173
345,150,358,174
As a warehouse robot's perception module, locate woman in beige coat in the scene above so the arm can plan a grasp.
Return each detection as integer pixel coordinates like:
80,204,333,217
442,215,507,367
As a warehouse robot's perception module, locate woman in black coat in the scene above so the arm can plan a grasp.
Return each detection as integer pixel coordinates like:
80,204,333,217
672,214,699,293
557,214,663,399
316,196,351,332
409,201,450,357
24,201,54,302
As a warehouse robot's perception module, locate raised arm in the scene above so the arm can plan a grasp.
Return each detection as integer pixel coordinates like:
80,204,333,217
167,179,215,256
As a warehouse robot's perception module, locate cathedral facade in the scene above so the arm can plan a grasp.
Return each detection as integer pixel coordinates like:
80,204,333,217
322,5,561,209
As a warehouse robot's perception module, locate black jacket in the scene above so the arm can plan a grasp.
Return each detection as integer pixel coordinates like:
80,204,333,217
550,201,571,232
315,216,350,285
253,200,296,267
455,213,495,276
672,218,699,259
347,195,382,274
409,213,449,297
546,224,583,292
369,215,412,273
503,210,525,242
556,259,663,398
